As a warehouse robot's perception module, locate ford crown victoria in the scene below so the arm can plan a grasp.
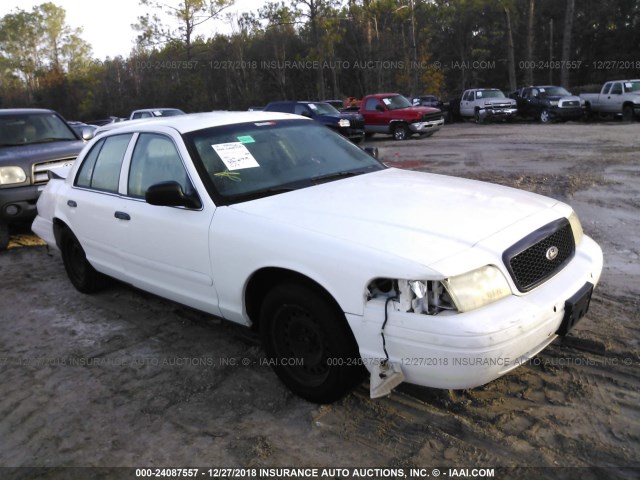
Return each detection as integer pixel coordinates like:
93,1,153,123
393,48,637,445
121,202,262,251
32,112,603,403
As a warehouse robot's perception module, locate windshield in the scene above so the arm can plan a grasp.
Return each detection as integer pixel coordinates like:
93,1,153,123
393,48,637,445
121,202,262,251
307,103,340,115
478,90,505,98
0,112,77,146
381,95,413,110
539,87,571,97
184,120,384,204
156,109,185,117
624,81,640,93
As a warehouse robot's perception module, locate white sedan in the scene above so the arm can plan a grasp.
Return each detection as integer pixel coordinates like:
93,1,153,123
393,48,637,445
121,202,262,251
32,112,603,403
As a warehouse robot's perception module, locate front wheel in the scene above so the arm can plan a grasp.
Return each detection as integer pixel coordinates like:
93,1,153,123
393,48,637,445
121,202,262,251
0,223,9,251
260,283,365,403
622,105,634,122
539,109,551,123
60,228,107,293
392,124,410,141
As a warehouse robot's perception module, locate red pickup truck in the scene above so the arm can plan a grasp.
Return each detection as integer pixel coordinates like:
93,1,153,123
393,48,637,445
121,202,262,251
357,93,444,140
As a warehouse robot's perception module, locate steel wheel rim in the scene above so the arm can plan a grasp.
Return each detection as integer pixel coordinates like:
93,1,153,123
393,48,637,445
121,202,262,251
271,304,329,386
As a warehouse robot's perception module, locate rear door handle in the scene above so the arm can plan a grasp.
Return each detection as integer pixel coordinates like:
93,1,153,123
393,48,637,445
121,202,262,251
67,200,77,207
114,211,131,221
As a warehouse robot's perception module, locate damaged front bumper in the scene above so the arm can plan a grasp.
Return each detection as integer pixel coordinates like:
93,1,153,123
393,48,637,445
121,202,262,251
346,235,603,395
478,107,518,122
409,118,445,135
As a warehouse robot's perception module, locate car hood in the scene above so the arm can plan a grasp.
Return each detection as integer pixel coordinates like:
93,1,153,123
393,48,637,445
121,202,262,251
0,140,84,168
545,95,580,101
231,168,559,268
395,106,441,115
480,99,515,107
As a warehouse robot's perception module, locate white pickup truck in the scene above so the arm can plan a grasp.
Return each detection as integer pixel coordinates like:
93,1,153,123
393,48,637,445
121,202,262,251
580,80,640,121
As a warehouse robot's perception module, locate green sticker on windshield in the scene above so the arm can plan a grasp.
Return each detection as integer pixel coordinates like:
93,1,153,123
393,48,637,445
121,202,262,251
237,135,255,144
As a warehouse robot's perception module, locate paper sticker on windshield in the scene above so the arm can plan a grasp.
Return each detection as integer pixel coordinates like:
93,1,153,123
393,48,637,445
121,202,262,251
625,82,632,89
236,135,255,144
254,121,276,126
477,91,483,98
212,142,259,171
382,98,391,105
539,88,546,92
308,104,318,110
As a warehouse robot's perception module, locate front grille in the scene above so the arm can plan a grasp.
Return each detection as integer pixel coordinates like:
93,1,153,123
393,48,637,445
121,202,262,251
32,157,76,185
349,117,364,129
503,218,575,292
422,112,444,122
561,100,580,108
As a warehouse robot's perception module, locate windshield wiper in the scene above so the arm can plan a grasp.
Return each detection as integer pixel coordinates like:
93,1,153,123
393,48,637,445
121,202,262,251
311,170,368,185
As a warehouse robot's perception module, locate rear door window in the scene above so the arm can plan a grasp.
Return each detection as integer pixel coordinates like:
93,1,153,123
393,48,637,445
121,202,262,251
75,134,133,193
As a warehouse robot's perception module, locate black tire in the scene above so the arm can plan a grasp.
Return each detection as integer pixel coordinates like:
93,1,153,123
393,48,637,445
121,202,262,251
392,124,409,141
60,228,107,293
539,109,551,123
259,282,365,403
364,132,373,139
474,109,484,124
622,104,634,122
0,223,9,251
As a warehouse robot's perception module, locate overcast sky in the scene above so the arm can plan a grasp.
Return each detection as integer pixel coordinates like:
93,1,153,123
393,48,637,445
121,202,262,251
0,0,266,60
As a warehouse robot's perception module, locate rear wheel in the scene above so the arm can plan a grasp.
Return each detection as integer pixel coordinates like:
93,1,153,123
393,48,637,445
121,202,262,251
260,282,365,403
60,228,107,293
392,124,409,140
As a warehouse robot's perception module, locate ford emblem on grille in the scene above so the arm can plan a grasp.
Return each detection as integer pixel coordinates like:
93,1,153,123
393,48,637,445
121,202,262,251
546,246,559,261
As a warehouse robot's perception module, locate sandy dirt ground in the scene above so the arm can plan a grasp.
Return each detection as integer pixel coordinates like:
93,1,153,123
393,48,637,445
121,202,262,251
0,120,638,479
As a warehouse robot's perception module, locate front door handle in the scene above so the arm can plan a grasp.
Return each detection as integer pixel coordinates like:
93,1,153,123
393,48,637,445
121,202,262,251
114,211,131,221
67,200,77,207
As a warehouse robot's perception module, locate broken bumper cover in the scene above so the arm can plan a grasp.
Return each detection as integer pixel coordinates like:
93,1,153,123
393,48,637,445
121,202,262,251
480,107,518,120
409,118,445,134
348,235,603,390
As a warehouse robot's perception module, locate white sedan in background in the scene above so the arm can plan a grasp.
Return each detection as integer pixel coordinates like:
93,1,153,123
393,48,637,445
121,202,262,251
32,112,603,403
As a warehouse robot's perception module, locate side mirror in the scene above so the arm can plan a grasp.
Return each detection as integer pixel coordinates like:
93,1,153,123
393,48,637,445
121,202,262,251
300,110,312,117
375,104,385,112
145,181,201,209
363,146,379,159
81,127,95,141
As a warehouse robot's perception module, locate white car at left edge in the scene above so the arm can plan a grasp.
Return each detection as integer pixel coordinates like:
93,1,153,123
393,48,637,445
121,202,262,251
33,111,603,403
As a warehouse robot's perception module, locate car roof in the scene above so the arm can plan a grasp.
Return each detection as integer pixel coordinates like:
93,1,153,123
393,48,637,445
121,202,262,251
132,107,183,112
0,108,57,116
97,111,309,135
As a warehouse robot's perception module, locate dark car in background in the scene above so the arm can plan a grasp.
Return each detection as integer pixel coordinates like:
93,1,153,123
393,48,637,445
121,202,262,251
263,101,365,143
510,86,585,123
411,95,444,110
0,109,88,249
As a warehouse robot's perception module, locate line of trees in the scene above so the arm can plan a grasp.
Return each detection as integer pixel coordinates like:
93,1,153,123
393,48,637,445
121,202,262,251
1,0,638,120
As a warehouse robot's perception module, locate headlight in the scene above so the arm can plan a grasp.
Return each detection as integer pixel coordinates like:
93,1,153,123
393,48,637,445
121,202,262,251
568,211,584,246
579,98,586,107
0,166,27,185
338,119,351,127
443,265,511,313
549,101,559,106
